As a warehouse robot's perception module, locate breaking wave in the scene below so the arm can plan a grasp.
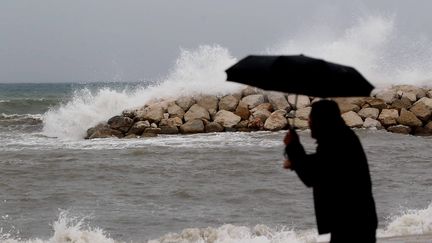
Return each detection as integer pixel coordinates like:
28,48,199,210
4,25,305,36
1,203,432,243
41,14,432,140
267,15,432,87
42,45,242,140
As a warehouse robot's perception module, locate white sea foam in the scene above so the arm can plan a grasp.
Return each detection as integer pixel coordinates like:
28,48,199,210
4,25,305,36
42,45,242,140
1,211,115,243
41,15,432,140
378,203,432,237
148,225,323,243
267,15,432,88
2,204,432,243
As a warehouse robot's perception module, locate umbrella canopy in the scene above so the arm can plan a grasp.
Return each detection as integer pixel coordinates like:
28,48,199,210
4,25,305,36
226,55,374,97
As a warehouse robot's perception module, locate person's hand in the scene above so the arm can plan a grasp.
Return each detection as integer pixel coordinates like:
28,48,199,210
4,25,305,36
283,159,292,169
283,129,298,145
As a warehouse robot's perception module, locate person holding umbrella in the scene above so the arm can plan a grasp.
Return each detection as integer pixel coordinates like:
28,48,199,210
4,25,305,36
283,99,378,243
226,54,378,243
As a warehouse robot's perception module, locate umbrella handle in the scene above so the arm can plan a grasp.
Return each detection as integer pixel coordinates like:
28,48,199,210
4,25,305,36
290,94,298,129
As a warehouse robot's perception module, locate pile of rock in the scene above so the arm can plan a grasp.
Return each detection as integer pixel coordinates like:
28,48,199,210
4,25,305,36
85,85,432,139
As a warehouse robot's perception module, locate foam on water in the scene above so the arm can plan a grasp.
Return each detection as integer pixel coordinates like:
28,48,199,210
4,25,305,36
41,14,432,140
1,130,284,152
1,211,115,243
148,225,322,243
2,203,432,243
378,202,432,237
42,45,241,140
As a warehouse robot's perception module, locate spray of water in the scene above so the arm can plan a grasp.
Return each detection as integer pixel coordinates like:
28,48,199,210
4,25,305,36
378,203,432,237
42,45,242,139
267,15,432,87
42,15,432,139
2,203,432,242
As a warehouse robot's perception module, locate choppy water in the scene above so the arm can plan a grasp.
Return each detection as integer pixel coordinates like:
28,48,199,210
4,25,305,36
0,83,432,242
2,13,432,240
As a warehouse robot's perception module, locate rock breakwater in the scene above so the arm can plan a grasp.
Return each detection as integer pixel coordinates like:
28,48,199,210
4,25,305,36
86,85,432,139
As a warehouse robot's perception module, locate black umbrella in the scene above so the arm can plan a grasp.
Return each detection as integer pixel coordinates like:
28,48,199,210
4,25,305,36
225,54,374,97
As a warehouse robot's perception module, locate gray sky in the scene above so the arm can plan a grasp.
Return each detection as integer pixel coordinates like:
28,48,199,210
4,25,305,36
1,0,431,83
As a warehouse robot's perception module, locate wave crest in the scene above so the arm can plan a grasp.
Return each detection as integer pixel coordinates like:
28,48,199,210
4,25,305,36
42,45,242,140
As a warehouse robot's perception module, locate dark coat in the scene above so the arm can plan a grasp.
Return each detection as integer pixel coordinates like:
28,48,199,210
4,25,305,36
285,127,378,234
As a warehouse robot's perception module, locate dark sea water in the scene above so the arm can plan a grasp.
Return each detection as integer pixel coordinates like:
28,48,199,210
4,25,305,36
0,83,431,243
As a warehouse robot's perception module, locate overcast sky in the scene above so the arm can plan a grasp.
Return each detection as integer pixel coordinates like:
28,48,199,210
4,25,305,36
1,0,431,83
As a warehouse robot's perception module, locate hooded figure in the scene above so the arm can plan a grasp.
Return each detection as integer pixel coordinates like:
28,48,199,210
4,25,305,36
284,100,377,243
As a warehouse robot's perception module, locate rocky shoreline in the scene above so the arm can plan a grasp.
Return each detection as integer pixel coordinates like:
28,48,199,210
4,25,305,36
86,85,432,139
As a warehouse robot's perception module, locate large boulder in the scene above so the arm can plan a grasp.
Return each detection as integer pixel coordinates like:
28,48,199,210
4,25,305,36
295,107,312,120
184,104,210,122
218,95,239,112
86,123,106,138
409,102,432,122
342,111,363,128
400,92,417,103
288,118,309,129
366,98,387,110
235,101,251,120
127,120,151,135
136,103,165,123
241,94,265,109
337,103,360,114
264,110,288,131
287,95,310,109
107,116,134,133
205,122,224,133
393,85,427,99
376,89,398,104
87,124,124,139
196,95,219,117
159,126,179,134
214,110,241,128
363,118,383,129
180,119,205,134
234,120,249,130
358,108,380,120
334,98,362,113
378,109,399,126
397,109,422,127
247,117,264,130
242,86,261,97
167,103,185,119
250,103,273,113
334,97,367,107
175,97,195,111
390,98,412,111
159,117,183,127
414,97,432,110
387,125,411,134
414,121,432,136
252,109,272,123
267,92,291,111
427,90,432,98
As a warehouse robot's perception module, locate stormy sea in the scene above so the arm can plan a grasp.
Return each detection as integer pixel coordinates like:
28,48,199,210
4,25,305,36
1,16,432,242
